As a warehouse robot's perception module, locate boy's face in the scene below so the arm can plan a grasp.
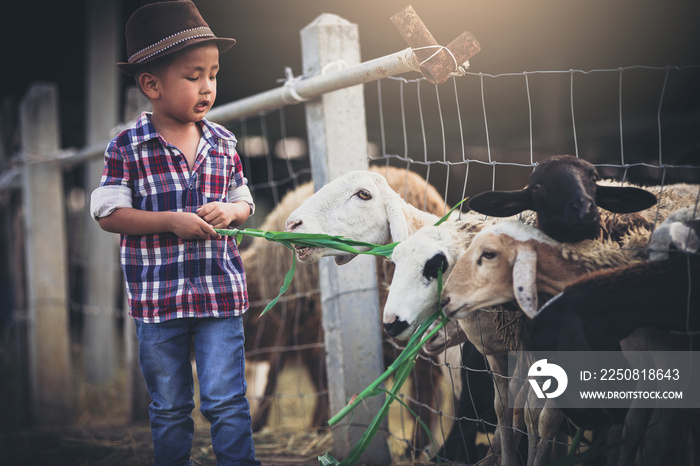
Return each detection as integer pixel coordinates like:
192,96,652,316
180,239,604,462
150,43,220,123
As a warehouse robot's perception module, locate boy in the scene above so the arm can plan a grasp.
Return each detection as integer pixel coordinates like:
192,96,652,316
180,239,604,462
90,1,259,464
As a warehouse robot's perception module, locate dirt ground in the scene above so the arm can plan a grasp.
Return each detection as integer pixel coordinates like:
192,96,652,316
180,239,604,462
0,362,446,465
0,424,447,466
0,424,335,466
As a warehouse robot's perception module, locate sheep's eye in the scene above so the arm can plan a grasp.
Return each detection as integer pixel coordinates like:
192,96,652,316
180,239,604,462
531,183,542,192
477,250,496,265
423,253,448,281
356,189,372,200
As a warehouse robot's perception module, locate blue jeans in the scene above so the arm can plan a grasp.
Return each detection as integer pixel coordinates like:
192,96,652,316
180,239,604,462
135,316,260,466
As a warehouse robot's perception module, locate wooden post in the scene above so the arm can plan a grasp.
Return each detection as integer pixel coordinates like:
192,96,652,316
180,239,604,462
20,82,73,424
301,14,391,464
122,87,152,424
82,0,120,384
391,5,481,84
1,96,31,428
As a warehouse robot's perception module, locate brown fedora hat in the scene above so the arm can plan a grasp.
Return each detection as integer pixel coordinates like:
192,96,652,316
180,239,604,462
117,0,236,75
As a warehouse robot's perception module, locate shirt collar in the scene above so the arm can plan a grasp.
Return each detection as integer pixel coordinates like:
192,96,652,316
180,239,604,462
200,118,237,147
132,112,237,148
132,112,159,145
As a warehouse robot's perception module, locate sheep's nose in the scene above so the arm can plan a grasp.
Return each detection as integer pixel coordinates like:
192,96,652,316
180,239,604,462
440,296,451,308
285,218,302,232
384,319,409,338
567,198,595,222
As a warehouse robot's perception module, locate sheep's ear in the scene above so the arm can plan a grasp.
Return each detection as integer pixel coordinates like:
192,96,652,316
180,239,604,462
335,254,358,265
387,199,410,242
595,185,657,214
467,189,535,217
512,244,539,318
669,222,700,253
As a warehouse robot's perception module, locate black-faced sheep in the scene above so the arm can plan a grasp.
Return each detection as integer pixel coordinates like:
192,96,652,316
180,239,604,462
241,165,449,453
466,154,659,242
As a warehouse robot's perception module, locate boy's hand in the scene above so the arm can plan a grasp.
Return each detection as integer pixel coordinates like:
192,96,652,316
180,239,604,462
96,207,223,240
197,201,250,229
171,212,221,240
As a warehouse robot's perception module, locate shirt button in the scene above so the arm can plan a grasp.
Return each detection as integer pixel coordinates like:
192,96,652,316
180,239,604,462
188,245,195,253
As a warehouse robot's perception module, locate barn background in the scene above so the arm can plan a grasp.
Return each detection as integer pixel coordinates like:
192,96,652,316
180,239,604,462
1,0,699,465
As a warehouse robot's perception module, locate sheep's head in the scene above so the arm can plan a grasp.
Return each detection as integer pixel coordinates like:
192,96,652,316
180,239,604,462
285,171,409,264
382,224,469,341
467,155,657,243
529,156,602,241
441,231,523,318
440,221,559,319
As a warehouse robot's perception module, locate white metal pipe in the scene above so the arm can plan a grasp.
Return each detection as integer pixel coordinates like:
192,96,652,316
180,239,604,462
207,48,419,123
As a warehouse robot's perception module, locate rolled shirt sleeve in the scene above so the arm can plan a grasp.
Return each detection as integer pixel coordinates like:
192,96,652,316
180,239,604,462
228,181,255,215
90,185,133,220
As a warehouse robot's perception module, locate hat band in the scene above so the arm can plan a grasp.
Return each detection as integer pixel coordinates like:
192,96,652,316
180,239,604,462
129,26,215,64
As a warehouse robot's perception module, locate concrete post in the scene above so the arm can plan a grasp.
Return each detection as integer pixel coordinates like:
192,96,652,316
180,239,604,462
20,82,73,424
301,14,391,464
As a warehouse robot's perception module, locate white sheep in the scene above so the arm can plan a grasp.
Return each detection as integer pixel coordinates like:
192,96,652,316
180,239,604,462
284,169,448,262
382,220,518,464
285,168,503,461
382,219,493,340
242,166,450,452
382,219,531,466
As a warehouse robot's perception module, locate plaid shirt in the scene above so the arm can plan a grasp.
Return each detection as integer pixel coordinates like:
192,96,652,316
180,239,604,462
99,113,249,322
